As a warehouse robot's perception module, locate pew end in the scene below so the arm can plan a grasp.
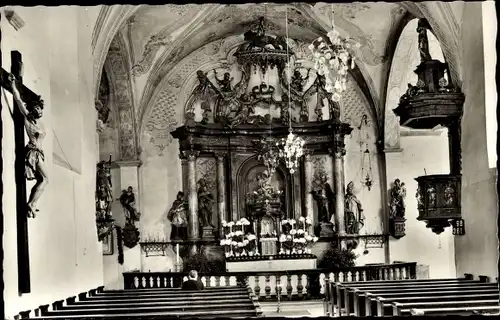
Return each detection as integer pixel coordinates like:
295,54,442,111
410,308,425,316
392,301,403,316
479,275,490,283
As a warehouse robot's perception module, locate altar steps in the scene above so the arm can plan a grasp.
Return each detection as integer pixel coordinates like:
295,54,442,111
27,286,262,319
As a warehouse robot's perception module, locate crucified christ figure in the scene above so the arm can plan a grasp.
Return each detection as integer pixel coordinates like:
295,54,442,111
9,74,48,218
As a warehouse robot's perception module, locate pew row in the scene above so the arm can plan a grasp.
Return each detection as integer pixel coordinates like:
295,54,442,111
21,285,262,319
324,275,497,317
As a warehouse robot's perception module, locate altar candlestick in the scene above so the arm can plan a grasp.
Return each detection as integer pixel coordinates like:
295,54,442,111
176,243,179,264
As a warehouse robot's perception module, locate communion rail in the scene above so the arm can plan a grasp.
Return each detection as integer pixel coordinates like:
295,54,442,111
123,262,417,301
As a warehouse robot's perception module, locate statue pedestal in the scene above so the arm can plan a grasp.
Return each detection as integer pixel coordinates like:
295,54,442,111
202,226,215,241
319,222,335,238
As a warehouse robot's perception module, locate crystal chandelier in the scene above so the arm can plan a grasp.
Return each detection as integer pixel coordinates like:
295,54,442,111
308,5,358,102
278,4,305,174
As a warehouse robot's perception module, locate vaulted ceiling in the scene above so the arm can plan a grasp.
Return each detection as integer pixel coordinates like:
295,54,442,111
99,2,461,156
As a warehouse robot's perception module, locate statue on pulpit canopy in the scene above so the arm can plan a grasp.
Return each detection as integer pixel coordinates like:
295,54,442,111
119,186,141,225
417,18,432,62
198,179,215,228
9,74,47,218
167,191,188,241
345,181,365,234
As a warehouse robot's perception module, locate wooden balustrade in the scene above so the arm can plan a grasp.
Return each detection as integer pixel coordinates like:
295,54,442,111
123,262,417,301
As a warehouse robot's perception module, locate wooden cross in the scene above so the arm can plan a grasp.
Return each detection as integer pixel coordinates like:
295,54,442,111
0,44,42,296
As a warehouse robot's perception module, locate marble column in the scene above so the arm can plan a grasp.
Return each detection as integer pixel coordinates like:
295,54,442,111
303,152,314,223
331,134,347,250
215,152,227,239
180,157,188,195
183,150,200,241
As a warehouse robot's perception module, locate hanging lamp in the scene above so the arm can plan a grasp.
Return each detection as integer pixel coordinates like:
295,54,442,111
308,4,358,102
277,4,305,174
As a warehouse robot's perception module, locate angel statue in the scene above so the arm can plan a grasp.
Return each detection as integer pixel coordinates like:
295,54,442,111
213,65,251,123
389,179,406,219
345,181,365,234
280,68,313,122
8,75,48,218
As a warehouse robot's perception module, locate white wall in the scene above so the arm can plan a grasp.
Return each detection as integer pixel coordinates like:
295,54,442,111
2,7,103,318
387,132,457,279
454,2,498,280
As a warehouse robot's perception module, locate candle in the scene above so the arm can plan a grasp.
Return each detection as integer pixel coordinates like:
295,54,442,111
176,243,179,264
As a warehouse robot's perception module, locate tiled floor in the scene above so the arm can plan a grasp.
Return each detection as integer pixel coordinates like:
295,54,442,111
260,300,325,317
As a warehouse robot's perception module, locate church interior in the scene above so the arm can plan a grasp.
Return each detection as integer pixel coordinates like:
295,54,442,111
1,2,499,319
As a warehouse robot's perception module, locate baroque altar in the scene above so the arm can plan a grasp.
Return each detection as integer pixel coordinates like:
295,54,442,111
169,17,355,255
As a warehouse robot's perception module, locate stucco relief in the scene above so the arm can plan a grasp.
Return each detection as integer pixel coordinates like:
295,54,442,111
105,36,139,161
342,79,377,131
383,87,401,150
142,38,236,155
131,4,204,76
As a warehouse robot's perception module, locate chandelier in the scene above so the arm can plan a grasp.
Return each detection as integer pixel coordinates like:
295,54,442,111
308,6,358,102
277,4,305,174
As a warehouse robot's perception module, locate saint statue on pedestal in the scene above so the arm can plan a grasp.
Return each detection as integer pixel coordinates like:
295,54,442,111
167,191,188,241
198,179,215,228
345,181,365,234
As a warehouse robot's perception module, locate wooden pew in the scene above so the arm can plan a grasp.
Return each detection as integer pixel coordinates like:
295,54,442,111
393,299,500,316
413,306,500,316
361,287,499,316
327,276,472,316
352,283,497,316
339,279,487,316
376,292,499,316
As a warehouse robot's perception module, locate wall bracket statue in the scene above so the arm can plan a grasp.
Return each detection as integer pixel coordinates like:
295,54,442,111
389,178,406,239
96,155,114,241
119,186,141,226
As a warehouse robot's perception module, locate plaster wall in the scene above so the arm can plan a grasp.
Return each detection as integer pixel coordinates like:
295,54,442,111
453,2,498,280
1,7,103,318
387,132,457,279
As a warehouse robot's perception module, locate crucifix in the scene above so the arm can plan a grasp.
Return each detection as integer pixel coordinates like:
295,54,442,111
1,47,47,294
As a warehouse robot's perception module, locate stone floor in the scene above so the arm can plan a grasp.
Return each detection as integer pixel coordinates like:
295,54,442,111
261,300,325,317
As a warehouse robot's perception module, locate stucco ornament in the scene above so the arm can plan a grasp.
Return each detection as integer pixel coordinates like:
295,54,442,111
105,36,139,161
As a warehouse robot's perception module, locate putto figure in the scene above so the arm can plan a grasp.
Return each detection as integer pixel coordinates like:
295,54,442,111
9,74,48,218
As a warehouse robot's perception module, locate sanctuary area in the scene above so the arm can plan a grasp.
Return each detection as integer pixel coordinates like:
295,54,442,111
1,2,498,319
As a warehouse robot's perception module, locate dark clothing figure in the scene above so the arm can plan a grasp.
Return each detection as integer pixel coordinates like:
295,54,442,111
181,279,204,291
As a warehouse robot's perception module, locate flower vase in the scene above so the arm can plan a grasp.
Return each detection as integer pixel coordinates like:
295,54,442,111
235,252,241,257
297,249,303,254
292,248,297,254
249,251,254,257
285,249,291,255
